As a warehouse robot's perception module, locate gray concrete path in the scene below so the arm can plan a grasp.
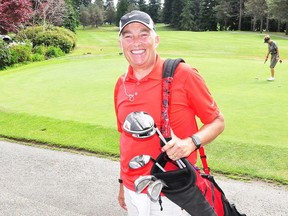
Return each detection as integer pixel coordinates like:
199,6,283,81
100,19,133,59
0,140,287,216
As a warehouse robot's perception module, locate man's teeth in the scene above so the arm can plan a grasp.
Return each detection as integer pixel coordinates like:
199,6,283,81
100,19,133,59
131,50,145,54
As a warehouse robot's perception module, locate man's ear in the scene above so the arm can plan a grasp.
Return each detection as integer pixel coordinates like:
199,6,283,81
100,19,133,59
154,35,160,48
119,39,123,51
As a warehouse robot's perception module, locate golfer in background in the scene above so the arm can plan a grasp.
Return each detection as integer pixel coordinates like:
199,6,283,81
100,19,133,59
264,35,280,81
114,10,225,216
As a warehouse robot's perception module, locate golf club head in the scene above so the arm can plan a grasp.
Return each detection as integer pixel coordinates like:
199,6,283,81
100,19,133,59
134,175,156,194
129,155,151,169
129,155,166,172
147,179,167,202
123,111,156,138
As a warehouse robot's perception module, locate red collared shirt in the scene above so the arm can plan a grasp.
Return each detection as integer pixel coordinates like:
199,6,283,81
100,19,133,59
114,55,220,191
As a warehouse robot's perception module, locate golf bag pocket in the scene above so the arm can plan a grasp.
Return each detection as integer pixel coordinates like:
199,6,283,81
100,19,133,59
150,152,245,216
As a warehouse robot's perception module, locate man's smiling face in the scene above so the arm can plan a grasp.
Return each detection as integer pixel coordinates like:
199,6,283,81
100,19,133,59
119,22,159,71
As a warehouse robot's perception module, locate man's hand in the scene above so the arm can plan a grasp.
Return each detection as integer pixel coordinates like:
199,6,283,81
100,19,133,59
264,55,268,64
161,130,195,161
118,183,127,211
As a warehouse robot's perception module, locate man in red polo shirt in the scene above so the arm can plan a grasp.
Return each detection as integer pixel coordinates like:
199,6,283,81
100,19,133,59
114,10,225,216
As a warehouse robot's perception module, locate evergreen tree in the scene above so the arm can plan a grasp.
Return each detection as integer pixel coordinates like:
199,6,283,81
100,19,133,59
199,0,217,31
116,0,129,26
179,0,196,30
171,0,185,28
148,0,161,23
227,0,241,30
63,2,78,32
214,0,232,30
138,0,148,12
71,0,91,9
162,0,174,24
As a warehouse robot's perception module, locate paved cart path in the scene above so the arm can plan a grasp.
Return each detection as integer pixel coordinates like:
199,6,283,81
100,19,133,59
0,140,287,216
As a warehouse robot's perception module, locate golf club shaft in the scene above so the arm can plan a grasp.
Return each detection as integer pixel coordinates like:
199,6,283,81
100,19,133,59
154,127,186,169
150,158,166,172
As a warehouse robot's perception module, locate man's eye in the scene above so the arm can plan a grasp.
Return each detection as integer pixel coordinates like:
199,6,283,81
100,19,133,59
140,33,149,37
124,35,132,39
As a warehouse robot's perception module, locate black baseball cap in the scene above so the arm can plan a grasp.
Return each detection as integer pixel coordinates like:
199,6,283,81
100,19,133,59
119,10,155,35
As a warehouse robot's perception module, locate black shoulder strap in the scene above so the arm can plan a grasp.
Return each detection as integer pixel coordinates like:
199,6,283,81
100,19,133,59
162,58,185,78
161,58,210,174
161,58,184,138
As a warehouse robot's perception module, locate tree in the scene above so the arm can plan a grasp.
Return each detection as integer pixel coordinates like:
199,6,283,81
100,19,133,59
70,0,91,10
32,0,67,29
162,0,174,24
79,4,90,28
88,3,104,27
170,0,185,28
138,0,148,13
199,0,217,31
63,2,78,32
214,0,233,30
116,0,129,26
238,0,244,30
179,0,196,30
267,0,288,35
104,0,116,25
0,0,33,34
147,0,161,23
244,0,267,32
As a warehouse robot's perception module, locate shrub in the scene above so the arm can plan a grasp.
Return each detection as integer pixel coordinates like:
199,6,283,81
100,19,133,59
0,41,11,69
45,46,65,58
51,26,77,48
33,45,47,55
31,53,45,62
9,42,33,64
34,31,74,53
17,25,77,52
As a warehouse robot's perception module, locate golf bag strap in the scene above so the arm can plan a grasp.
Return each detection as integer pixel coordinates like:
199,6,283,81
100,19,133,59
161,58,184,138
161,58,210,175
199,146,210,174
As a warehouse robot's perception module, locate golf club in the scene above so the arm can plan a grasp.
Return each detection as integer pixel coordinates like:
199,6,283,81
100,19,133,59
123,111,156,138
147,179,167,202
134,175,157,194
129,155,166,172
123,111,186,169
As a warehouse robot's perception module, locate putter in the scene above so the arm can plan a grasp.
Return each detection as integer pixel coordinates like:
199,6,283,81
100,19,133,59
129,155,166,172
134,175,156,194
147,179,167,202
123,111,186,169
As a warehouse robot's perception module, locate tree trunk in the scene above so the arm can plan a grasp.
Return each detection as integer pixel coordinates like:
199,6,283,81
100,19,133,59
238,0,243,30
260,17,263,33
266,16,269,32
253,16,256,31
286,22,288,35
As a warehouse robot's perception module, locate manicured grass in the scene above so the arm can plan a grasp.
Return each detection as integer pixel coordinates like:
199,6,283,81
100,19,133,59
0,26,287,184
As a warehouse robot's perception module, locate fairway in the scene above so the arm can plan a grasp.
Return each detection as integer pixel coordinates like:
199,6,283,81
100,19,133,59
0,26,287,184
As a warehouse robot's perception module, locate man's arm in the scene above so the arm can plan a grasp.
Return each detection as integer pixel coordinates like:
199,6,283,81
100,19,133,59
162,112,225,160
